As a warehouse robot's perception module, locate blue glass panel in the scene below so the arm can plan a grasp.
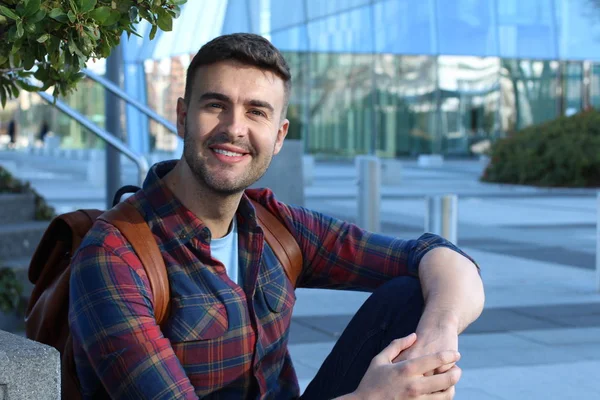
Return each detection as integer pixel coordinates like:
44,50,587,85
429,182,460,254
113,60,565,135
435,0,498,56
373,0,435,55
306,0,371,20
271,26,309,52
221,0,257,34
554,0,600,61
496,0,558,59
307,5,373,53
270,1,306,32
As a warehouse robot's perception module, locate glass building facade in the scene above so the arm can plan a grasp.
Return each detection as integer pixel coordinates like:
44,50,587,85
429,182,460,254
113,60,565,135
10,0,600,157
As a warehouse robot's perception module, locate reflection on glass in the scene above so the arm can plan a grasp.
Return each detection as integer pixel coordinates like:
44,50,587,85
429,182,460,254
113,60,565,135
500,60,559,132
591,64,600,109
437,56,501,154
374,55,437,156
563,62,583,114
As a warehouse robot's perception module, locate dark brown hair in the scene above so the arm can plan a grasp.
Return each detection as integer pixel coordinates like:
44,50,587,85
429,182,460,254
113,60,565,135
184,33,292,116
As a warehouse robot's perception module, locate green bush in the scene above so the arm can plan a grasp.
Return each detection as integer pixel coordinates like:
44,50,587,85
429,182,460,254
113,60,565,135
0,267,22,314
0,165,55,220
482,109,600,188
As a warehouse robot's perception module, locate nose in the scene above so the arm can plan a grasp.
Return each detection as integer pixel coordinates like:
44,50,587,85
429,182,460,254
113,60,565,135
221,107,249,139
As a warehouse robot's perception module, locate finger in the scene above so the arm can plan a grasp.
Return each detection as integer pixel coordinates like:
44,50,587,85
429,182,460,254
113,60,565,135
434,362,456,374
421,366,462,395
375,333,417,364
403,350,460,375
423,385,456,400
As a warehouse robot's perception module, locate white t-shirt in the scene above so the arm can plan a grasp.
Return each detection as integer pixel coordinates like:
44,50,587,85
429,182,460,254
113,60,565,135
210,218,240,285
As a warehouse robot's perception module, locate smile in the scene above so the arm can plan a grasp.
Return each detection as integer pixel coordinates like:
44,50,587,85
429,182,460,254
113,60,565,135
213,148,245,157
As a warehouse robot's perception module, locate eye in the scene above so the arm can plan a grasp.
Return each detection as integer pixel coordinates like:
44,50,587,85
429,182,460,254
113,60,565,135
207,103,224,109
249,109,266,117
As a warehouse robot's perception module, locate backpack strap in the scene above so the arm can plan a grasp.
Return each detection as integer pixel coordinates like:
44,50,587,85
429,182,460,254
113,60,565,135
100,202,170,325
250,200,303,288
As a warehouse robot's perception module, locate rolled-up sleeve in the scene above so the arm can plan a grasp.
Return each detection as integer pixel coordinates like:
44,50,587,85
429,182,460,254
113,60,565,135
69,227,198,400
281,205,478,291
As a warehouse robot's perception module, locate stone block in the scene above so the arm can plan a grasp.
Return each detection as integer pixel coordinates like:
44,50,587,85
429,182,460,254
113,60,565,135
0,194,35,225
0,330,60,400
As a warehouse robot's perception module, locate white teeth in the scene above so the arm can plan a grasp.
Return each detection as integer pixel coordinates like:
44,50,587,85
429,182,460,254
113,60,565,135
214,149,243,157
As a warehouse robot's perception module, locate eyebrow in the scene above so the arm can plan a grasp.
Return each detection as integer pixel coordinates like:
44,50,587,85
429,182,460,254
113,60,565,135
198,92,275,114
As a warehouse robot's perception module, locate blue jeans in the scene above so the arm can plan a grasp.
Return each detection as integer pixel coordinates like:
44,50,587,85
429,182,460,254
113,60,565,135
301,277,425,399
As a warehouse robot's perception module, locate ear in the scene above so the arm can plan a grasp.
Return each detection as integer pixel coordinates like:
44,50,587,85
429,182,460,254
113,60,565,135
273,118,289,155
176,97,187,139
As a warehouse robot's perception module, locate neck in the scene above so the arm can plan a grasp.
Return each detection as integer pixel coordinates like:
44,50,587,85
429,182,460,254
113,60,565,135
163,160,243,238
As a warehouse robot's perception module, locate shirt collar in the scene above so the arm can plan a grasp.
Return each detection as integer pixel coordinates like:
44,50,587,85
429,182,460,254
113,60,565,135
141,160,259,244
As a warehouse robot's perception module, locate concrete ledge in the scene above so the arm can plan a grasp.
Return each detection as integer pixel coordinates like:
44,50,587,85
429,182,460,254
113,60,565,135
0,330,60,400
381,159,402,186
418,154,444,167
0,194,36,225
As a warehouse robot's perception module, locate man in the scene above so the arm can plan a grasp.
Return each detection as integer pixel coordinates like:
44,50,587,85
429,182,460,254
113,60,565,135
69,33,484,399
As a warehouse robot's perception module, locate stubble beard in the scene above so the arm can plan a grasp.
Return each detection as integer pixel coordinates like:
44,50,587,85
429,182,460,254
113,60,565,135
183,122,275,196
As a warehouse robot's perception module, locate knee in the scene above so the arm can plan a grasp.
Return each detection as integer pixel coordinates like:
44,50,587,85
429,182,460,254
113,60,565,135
375,276,423,306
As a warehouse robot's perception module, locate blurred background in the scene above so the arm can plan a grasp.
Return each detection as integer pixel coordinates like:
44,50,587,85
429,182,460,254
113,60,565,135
1,1,600,399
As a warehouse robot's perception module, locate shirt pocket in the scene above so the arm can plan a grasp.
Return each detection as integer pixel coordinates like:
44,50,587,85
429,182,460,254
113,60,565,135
260,265,296,314
163,295,229,342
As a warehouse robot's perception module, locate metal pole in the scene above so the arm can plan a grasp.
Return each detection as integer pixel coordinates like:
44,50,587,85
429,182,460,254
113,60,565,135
356,155,381,232
425,194,458,245
596,192,600,292
36,91,148,186
105,45,123,209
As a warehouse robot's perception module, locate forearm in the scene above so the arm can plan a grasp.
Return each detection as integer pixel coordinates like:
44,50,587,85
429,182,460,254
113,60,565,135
417,246,484,334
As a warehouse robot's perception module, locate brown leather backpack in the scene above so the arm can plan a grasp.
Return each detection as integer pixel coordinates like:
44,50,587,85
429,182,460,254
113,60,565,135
25,199,302,400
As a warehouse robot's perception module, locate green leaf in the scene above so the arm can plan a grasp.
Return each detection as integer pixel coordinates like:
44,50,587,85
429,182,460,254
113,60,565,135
10,82,19,98
172,0,187,5
80,0,97,14
167,5,181,18
15,20,23,38
0,5,19,20
149,24,158,40
67,10,76,23
102,10,121,26
10,40,21,54
0,56,7,66
16,79,39,92
156,8,172,31
49,8,69,23
88,6,111,23
28,9,46,24
69,0,78,12
0,86,7,109
23,0,40,18
68,39,85,58
23,51,35,70
34,66,49,81
129,6,139,22
37,33,50,43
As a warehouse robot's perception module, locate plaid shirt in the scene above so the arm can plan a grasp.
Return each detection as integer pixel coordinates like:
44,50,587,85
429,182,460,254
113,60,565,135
69,160,477,399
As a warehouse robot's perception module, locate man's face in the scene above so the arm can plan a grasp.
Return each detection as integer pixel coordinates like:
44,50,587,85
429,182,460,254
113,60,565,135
177,60,289,195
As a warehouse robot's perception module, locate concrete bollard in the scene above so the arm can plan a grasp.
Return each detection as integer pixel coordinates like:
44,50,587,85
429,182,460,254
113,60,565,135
356,156,381,233
425,195,458,245
0,330,60,399
597,192,600,292
303,155,315,187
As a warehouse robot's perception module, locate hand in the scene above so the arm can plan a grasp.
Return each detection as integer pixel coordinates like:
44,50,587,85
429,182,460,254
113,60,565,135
393,327,459,375
348,333,462,400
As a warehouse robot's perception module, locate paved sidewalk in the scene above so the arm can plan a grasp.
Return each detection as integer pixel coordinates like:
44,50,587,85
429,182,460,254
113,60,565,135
2,150,600,399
